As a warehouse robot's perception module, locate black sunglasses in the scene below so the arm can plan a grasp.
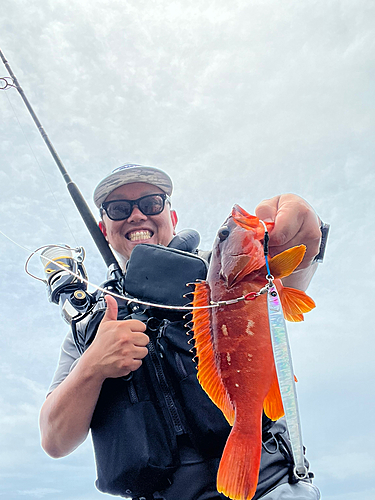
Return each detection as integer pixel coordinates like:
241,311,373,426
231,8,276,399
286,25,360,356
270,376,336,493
101,193,169,221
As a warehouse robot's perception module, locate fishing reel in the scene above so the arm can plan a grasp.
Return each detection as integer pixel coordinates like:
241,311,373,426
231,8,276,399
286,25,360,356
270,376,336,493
33,230,205,326
40,245,94,324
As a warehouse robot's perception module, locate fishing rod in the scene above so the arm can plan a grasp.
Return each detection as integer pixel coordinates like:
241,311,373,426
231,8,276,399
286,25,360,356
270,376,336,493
0,48,123,286
0,49,209,327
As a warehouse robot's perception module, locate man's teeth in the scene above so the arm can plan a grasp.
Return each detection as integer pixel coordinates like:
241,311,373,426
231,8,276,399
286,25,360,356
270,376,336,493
128,230,153,241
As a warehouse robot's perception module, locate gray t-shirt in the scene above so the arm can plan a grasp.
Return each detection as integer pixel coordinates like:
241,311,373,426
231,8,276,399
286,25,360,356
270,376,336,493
48,331,80,395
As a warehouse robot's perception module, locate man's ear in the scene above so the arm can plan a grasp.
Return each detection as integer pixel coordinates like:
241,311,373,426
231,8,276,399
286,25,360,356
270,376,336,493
99,220,108,240
170,210,178,233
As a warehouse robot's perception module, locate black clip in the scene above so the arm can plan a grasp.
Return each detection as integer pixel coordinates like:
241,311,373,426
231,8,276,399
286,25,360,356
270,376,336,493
262,431,279,454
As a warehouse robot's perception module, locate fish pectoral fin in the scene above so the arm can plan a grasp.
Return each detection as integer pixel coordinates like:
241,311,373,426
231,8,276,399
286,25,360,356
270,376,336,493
279,286,316,322
269,245,306,279
263,370,285,421
191,282,235,426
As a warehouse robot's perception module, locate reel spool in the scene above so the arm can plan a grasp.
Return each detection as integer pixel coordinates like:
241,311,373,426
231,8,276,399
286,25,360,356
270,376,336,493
40,245,93,323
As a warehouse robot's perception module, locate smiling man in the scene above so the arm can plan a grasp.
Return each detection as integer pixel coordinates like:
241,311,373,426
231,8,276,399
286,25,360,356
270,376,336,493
97,174,177,261
40,164,323,500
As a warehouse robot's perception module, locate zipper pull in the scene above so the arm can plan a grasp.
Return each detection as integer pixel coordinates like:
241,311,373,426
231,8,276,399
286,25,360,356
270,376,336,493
156,319,170,357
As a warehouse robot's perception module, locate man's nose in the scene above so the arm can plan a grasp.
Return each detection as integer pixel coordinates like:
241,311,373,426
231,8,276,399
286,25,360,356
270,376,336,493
127,205,147,222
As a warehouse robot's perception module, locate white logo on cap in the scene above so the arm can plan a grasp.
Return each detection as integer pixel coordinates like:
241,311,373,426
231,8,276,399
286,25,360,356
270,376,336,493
112,163,141,173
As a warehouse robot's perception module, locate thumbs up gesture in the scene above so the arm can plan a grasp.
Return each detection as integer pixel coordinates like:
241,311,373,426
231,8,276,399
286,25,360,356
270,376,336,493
84,294,149,380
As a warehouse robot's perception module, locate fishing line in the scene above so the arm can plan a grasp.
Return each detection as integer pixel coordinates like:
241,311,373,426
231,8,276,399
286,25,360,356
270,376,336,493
2,89,79,247
22,241,268,311
20,220,278,311
31,246,221,310
259,219,272,277
0,228,33,254
0,213,237,311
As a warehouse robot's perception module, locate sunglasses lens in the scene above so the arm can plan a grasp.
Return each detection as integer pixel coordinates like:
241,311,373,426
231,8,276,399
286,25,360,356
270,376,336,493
138,195,164,215
106,201,132,220
104,194,166,220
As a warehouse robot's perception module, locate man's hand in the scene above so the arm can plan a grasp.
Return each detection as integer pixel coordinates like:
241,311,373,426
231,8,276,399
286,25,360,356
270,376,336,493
40,296,149,459
255,194,321,270
84,295,149,379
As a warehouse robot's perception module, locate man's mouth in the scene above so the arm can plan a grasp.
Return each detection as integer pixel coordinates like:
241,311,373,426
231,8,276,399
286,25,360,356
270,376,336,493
126,230,154,242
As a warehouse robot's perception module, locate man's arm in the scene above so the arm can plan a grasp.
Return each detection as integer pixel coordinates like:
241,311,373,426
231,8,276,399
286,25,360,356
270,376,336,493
39,295,149,458
39,349,107,458
255,194,323,291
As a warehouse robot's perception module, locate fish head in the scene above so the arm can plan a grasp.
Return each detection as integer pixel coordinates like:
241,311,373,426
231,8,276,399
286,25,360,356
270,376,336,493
212,204,274,288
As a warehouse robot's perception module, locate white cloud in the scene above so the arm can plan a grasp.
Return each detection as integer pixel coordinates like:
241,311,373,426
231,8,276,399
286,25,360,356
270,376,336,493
316,451,375,481
15,489,61,498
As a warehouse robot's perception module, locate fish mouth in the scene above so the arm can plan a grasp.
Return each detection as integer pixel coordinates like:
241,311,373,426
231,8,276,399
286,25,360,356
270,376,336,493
126,229,154,242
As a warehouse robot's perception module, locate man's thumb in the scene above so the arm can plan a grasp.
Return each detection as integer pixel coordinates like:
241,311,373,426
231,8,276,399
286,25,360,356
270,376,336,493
102,294,118,322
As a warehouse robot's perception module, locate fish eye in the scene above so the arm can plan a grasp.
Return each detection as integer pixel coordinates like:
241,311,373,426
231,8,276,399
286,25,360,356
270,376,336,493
218,226,230,241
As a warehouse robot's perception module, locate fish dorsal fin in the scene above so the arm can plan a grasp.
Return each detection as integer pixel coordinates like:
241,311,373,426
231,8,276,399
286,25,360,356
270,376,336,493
263,367,285,421
269,245,306,279
191,282,235,425
232,205,263,238
232,205,275,236
279,286,316,322
232,204,259,230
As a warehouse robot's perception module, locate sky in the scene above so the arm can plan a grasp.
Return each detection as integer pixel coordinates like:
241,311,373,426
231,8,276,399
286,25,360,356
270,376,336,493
0,0,374,499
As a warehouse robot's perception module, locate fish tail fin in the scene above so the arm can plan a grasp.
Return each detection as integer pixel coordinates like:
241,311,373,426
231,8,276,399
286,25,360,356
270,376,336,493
217,418,262,500
263,369,285,421
279,285,316,322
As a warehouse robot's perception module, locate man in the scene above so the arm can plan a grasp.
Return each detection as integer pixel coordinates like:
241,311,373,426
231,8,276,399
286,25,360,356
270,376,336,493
40,164,324,500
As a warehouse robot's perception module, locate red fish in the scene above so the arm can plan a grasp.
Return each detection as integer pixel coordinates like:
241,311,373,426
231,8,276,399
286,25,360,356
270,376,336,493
191,205,315,500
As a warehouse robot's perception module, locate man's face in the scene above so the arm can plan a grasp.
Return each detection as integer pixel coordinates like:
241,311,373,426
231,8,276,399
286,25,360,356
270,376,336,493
100,182,178,261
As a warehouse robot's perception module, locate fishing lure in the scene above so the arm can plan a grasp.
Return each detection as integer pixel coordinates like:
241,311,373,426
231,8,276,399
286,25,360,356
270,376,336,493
267,280,308,479
260,218,309,479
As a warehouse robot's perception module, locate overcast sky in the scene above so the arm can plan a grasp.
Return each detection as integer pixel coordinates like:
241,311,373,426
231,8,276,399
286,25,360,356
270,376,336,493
0,1,374,499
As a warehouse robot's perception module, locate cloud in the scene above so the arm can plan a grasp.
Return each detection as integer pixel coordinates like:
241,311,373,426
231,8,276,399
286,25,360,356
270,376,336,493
316,451,375,481
15,489,61,498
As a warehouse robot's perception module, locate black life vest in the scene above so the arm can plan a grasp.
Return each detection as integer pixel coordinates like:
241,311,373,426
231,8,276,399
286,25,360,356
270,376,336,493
71,243,310,498
72,244,232,497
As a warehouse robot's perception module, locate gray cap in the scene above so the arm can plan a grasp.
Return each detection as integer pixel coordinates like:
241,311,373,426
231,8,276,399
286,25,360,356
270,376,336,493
93,163,173,208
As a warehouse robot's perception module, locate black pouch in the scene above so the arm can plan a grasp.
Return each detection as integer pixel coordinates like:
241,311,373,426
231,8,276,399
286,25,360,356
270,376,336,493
91,374,179,497
124,244,208,308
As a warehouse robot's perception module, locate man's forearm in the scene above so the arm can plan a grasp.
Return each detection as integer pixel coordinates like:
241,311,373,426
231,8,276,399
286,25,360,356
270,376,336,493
39,354,104,458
